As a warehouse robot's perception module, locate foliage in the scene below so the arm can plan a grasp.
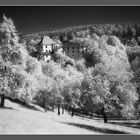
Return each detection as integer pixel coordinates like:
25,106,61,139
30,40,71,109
0,15,43,104
80,35,138,119
21,23,140,48
0,15,139,120
52,51,75,67
80,63,138,118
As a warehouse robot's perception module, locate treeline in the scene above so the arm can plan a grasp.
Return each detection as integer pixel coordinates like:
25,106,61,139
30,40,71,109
1,16,140,123
20,23,140,64
21,23,140,47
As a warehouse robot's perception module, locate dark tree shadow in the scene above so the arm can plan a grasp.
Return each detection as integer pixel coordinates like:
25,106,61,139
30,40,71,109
4,96,44,112
109,122,140,129
0,106,18,111
63,122,129,134
19,104,44,112
38,104,55,112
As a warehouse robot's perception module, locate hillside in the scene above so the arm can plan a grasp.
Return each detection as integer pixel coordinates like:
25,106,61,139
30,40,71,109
20,23,140,47
1,15,140,135
0,99,140,134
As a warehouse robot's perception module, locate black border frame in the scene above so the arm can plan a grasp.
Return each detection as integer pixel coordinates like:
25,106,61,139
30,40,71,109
0,0,140,140
0,0,140,5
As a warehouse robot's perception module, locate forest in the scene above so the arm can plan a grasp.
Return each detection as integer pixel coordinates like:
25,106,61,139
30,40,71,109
0,15,140,124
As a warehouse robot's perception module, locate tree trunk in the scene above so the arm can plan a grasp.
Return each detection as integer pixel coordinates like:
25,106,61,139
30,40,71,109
101,107,108,123
62,107,64,114
0,94,5,107
44,103,47,112
71,108,74,117
52,106,54,111
58,105,60,115
90,110,93,118
103,113,107,123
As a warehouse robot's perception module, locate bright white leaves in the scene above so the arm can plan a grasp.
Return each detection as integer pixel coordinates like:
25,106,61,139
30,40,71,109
0,16,45,103
80,34,138,118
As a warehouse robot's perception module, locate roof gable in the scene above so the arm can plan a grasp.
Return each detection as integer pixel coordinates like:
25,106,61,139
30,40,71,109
38,36,55,45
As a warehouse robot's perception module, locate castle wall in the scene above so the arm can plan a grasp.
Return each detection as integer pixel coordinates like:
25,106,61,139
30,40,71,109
42,44,52,52
64,46,83,60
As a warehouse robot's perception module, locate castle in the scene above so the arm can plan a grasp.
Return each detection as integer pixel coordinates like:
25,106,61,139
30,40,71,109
37,36,84,62
37,36,63,62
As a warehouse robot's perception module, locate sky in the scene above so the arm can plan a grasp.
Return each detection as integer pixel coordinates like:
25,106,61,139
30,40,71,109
0,6,140,34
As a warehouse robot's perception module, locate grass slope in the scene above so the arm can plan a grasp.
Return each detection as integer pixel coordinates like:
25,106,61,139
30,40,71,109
0,99,140,134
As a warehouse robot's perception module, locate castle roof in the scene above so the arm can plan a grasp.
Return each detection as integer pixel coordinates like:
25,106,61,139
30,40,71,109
38,36,55,45
53,38,62,44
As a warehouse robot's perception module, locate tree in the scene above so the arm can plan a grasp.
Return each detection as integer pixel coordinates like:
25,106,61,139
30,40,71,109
0,15,41,107
61,65,84,116
0,15,21,106
34,75,54,112
80,35,138,122
80,66,111,122
80,62,138,122
0,64,10,107
40,61,67,113
75,58,86,73
52,51,75,67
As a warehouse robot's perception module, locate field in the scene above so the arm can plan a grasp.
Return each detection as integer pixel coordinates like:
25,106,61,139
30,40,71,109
0,99,140,135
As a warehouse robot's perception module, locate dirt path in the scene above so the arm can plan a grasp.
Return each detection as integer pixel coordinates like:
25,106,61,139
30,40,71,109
0,99,140,134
